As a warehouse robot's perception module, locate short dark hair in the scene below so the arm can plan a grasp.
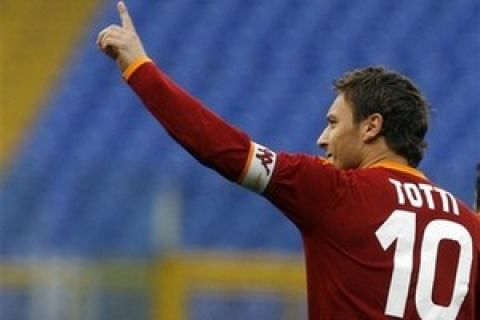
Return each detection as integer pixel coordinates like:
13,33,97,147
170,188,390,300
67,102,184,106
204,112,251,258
334,66,430,168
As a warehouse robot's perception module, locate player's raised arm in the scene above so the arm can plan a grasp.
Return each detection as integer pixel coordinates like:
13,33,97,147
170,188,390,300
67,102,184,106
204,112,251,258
96,2,272,188
97,1,147,71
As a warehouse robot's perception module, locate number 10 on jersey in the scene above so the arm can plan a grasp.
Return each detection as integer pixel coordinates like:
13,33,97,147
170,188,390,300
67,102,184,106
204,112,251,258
375,210,473,319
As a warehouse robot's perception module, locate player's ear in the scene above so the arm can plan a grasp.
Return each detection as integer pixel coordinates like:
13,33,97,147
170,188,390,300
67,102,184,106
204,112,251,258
362,113,383,142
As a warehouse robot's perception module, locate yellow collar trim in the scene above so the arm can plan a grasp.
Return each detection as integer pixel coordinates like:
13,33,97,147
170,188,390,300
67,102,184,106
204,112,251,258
369,161,427,179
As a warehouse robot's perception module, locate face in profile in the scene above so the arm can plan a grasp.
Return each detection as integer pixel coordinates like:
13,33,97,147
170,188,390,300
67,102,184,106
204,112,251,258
317,94,365,169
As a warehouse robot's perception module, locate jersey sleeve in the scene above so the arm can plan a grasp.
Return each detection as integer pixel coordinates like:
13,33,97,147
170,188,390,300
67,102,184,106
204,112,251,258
126,61,344,230
127,61,251,182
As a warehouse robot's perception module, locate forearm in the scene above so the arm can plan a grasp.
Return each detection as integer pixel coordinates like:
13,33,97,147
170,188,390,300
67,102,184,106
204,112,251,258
125,60,251,182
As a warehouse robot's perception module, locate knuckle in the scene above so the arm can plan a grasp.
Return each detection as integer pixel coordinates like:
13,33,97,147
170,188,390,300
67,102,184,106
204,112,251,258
107,24,119,32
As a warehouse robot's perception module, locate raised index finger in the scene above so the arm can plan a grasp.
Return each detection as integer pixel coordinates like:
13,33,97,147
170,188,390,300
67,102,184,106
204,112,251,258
117,1,135,30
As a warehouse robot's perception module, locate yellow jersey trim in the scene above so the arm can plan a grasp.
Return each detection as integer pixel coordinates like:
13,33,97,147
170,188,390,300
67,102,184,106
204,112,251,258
238,142,255,183
369,161,427,179
122,56,152,81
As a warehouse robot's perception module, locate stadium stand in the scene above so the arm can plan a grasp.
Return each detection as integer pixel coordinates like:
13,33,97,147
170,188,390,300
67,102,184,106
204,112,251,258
1,0,479,319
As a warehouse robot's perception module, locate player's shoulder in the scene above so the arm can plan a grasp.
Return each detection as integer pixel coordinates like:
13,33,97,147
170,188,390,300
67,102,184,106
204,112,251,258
271,152,352,192
274,152,339,176
276,152,331,165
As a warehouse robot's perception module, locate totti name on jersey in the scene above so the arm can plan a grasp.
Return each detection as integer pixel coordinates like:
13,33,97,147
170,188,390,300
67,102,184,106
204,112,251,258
389,178,459,215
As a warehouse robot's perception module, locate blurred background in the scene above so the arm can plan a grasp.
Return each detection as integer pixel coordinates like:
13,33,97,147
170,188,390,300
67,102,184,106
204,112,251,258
0,0,479,319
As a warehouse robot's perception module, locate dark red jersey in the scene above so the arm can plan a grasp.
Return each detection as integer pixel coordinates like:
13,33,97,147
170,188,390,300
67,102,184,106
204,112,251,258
265,154,479,319
125,60,480,319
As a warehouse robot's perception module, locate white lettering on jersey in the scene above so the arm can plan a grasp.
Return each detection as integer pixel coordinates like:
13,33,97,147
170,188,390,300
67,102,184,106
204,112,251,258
376,210,472,318
389,178,459,215
239,142,277,193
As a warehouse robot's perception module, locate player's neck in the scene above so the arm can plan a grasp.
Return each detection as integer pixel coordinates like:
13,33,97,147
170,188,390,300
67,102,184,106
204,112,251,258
360,153,409,169
358,143,409,169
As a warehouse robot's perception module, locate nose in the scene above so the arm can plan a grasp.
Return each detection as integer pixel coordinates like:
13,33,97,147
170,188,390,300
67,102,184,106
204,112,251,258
317,127,329,150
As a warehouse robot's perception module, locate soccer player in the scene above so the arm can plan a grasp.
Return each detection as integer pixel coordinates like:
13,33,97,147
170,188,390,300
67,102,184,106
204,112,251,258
97,2,479,319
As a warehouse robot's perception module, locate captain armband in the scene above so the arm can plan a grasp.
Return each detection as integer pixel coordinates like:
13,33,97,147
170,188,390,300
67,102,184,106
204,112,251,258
238,142,277,194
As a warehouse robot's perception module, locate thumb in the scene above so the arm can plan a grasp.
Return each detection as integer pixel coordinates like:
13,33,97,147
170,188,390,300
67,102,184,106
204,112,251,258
117,1,135,31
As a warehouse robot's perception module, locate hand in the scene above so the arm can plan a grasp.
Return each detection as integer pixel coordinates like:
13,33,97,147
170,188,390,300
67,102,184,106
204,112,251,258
97,1,147,71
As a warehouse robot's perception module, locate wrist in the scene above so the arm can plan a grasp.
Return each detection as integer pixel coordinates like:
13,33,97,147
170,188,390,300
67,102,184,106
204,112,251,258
122,56,152,81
